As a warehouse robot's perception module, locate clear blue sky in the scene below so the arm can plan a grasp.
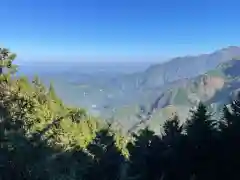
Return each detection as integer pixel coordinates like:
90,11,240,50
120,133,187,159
1,0,240,62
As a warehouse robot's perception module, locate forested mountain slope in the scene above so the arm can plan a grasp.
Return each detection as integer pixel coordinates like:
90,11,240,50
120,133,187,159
102,47,240,129
2,47,240,180
145,59,240,132
17,46,240,128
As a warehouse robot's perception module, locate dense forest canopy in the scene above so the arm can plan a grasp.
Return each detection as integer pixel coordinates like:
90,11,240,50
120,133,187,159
1,47,240,180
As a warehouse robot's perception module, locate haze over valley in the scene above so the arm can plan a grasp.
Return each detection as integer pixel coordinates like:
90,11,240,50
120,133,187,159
3,1,240,179
17,46,240,132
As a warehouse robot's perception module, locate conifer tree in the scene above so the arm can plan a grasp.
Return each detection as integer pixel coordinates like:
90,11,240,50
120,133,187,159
222,93,240,131
127,127,163,180
1,48,17,73
186,102,215,143
85,127,125,180
48,82,57,101
185,102,217,179
161,115,189,180
219,93,240,179
162,115,183,144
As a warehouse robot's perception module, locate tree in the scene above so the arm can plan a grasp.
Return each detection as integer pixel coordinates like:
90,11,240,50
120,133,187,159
161,115,189,180
162,115,183,144
0,47,17,76
127,127,164,180
186,102,215,143
84,127,125,180
219,93,240,179
221,93,240,130
48,82,57,99
185,102,218,180
5,46,240,180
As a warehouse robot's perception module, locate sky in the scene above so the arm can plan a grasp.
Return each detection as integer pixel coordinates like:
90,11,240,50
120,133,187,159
1,0,240,62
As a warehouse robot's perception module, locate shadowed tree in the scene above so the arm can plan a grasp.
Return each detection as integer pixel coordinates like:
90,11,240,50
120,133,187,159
185,102,218,180
127,127,164,180
0,92,54,180
160,115,189,180
84,126,125,180
219,93,240,180
4,46,240,180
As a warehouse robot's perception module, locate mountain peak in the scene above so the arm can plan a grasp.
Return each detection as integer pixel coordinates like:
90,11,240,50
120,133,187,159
221,45,240,50
215,46,240,55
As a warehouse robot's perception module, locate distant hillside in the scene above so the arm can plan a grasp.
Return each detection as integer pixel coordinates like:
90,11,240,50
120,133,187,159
101,46,240,130
134,46,240,88
130,59,240,132
19,46,240,131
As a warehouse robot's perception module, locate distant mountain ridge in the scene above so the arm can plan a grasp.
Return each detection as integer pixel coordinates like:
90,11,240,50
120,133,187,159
132,46,240,88
18,46,240,131
99,46,240,129
117,58,240,132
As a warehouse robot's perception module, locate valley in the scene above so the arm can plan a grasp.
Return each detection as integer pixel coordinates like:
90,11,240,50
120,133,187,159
18,46,240,131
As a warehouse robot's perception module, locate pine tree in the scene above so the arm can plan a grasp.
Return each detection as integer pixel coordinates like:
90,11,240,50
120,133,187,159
47,82,63,106
162,115,183,144
161,115,189,180
48,82,57,100
220,93,240,139
32,75,48,104
127,127,163,180
0,47,17,75
219,93,240,179
186,102,215,143
185,102,217,180
85,128,125,180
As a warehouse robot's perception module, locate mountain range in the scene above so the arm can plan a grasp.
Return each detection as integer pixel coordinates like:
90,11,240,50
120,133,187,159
18,46,240,132
98,46,240,131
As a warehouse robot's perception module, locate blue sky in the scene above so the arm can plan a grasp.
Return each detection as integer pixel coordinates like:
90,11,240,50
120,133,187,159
1,0,240,62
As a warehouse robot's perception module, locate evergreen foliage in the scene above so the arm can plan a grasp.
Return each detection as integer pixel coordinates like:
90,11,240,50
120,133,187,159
1,47,240,180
